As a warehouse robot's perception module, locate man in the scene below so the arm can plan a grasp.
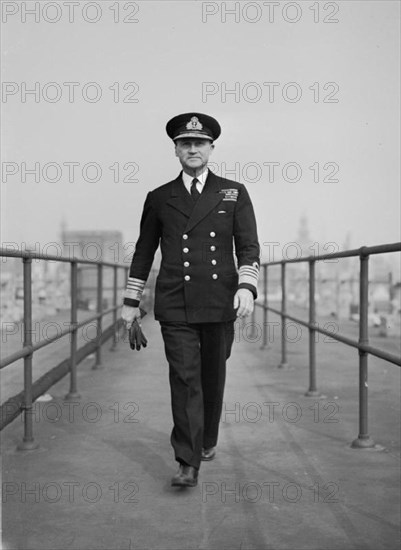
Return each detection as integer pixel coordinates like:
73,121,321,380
121,112,260,488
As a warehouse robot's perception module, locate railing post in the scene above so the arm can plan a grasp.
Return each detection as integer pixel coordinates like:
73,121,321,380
305,260,320,397
111,265,118,351
278,262,289,368
261,264,269,349
249,305,256,339
352,249,375,448
93,263,103,369
17,256,39,451
66,261,80,399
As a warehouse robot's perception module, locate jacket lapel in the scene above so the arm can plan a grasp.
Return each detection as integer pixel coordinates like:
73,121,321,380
185,170,224,233
165,173,194,218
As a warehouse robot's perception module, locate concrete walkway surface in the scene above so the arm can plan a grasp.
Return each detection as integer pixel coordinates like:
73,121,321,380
1,311,400,550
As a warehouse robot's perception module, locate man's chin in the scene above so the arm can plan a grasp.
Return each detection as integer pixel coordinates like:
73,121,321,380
184,162,204,172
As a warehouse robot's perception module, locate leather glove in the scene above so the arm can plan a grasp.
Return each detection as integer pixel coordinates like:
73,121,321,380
129,308,147,351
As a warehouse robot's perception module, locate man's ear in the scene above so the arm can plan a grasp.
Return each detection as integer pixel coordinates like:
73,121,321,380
210,143,215,154
174,144,178,157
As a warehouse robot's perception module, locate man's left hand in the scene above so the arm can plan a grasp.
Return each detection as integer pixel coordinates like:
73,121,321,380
233,288,254,318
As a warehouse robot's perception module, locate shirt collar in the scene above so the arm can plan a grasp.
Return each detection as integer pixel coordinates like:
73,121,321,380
182,167,208,189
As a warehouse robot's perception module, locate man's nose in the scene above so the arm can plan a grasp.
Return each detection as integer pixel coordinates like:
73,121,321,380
189,144,198,153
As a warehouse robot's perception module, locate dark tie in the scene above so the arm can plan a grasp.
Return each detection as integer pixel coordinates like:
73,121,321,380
190,178,201,202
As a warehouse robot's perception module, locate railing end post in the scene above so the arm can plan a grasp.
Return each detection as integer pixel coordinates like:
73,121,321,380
304,389,321,398
92,359,103,370
16,438,39,452
350,435,378,450
277,361,290,369
65,391,81,401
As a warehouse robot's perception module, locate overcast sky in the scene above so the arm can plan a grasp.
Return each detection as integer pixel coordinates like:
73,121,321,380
2,1,400,265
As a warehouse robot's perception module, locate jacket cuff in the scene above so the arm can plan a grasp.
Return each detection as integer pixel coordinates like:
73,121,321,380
238,263,259,288
124,277,146,304
237,283,257,300
123,297,140,307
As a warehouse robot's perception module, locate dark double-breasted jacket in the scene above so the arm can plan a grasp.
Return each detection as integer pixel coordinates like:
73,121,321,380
123,170,260,323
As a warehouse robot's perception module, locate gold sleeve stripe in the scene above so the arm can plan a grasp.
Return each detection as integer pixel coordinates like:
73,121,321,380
124,277,146,301
238,263,259,287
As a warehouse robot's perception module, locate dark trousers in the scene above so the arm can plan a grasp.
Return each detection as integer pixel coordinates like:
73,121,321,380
160,320,235,469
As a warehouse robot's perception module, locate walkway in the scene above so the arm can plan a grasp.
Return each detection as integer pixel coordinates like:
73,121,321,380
2,312,400,550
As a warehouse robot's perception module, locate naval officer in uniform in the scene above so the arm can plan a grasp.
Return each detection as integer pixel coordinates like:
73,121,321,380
121,112,260,487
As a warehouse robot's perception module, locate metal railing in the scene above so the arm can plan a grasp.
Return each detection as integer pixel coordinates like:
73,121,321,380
0,248,129,450
251,242,401,449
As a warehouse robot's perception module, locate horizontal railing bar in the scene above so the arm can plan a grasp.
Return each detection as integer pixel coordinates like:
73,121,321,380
0,248,128,268
74,305,120,328
261,242,401,266
0,347,32,369
3,242,399,269
0,320,123,430
0,305,122,370
0,324,75,368
317,328,401,366
77,266,128,272
76,287,125,291
260,305,401,367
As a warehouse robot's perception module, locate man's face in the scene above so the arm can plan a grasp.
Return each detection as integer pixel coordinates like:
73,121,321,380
174,138,214,174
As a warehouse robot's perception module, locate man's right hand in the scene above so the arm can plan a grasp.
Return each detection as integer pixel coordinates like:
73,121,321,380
121,305,142,329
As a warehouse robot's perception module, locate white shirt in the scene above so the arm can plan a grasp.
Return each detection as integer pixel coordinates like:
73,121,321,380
182,168,208,195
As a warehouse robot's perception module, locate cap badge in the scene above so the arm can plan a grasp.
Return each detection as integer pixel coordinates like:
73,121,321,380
186,116,203,130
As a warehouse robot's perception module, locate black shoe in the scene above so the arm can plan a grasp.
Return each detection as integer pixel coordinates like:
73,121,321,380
201,447,216,461
171,464,198,487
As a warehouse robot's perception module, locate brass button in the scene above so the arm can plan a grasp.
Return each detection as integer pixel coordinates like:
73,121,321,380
210,245,216,251
211,260,217,266
184,261,190,267
183,247,189,253
212,274,218,280
183,234,188,240
184,275,191,281
210,231,216,237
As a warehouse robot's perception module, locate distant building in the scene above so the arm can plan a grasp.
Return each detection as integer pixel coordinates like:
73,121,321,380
281,217,398,322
